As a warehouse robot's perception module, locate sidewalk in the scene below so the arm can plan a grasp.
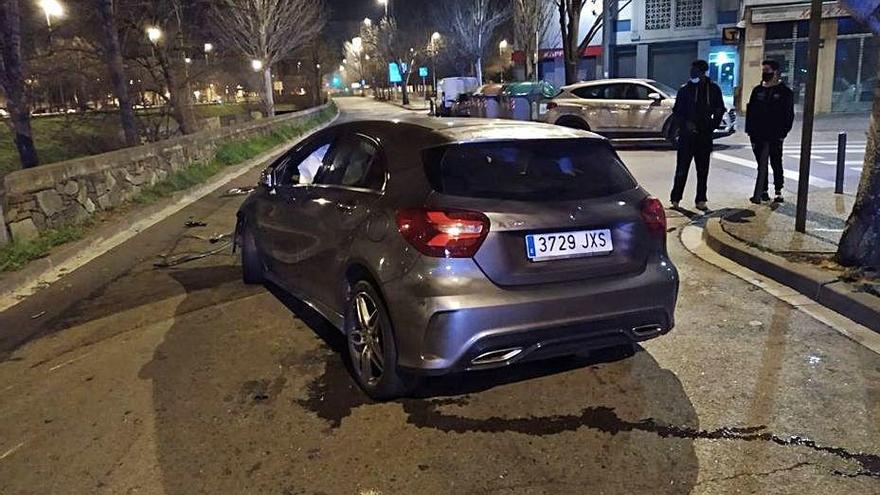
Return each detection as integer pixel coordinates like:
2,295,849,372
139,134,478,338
385,97,431,112
701,189,880,333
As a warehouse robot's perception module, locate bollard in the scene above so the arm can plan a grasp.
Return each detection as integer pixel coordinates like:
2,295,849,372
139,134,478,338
835,131,846,194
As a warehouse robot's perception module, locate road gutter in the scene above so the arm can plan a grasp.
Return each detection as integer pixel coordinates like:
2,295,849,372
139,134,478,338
0,113,339,313
680,224,880,356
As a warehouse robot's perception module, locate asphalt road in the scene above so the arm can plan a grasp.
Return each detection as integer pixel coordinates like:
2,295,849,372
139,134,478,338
1,97,879,495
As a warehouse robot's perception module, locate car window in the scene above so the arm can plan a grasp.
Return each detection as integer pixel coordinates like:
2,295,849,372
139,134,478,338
275,136,334,186
602,84,629,99
423,139,637,201
571,85,606,99
316,134,384,190
623,84,651,100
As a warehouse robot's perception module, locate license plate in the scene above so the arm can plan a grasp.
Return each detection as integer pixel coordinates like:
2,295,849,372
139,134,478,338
525,229,613,261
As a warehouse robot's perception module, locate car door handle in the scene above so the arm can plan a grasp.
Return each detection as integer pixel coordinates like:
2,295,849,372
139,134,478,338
336,202,356,213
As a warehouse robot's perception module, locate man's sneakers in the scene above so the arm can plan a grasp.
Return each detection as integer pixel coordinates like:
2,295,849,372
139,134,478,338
774,190,784,203
750,191,783,205
695,201,709,212
670,201,680,209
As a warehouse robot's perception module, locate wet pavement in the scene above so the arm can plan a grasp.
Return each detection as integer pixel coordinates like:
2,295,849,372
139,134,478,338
1,97,879,494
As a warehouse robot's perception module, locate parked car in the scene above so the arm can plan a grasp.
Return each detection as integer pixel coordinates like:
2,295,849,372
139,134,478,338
499,81,559,121
540,78,736,142
435,77,479,116
449,92,475,117
236,118,679,399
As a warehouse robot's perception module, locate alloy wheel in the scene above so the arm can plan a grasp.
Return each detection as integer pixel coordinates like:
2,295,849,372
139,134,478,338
348,291,385,386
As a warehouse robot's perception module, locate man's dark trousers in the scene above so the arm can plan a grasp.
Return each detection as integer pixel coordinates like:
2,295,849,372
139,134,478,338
750,138,784,198
671,132,713,204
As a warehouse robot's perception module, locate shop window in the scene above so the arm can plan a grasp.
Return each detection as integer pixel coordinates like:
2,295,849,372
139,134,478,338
646,0,672,30
675,0,702,28
832,34,878,112
838,17,872,35
765,21,796,40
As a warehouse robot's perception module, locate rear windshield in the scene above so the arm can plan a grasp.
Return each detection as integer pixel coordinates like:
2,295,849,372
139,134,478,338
424,139,637,201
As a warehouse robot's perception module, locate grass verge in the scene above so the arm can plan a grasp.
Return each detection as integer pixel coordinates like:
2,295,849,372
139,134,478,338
0,104,336,273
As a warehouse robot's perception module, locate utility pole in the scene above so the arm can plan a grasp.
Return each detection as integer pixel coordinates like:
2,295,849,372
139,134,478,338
795,0,823,233
602,0,618,78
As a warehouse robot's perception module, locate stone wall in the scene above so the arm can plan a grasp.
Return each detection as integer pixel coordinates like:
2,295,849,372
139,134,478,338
0,104,331,245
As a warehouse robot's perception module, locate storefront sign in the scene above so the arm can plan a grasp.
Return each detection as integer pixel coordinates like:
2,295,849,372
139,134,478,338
751,1,849,23
722,27,741,44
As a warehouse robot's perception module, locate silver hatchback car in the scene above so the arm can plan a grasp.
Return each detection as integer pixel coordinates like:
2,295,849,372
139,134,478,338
541,78,736,142
236,117,679,399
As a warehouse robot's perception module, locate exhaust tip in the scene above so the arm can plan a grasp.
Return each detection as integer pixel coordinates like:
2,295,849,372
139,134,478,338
471,348,523,366
631,324,663,338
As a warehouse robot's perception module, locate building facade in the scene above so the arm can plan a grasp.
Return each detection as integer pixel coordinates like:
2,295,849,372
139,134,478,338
740,0,878,113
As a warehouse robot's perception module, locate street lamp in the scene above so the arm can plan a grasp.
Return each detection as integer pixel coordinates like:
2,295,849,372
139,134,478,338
146,26,162,44
499,39,509,82
363,17,372,27
204,42,213,53
377,0,388,17
430,32,441,97
38,0,64,27
251,59,264,72
184,57,192,64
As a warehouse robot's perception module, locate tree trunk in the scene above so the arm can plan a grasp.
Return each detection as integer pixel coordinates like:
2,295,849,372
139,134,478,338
400,60,410,105
475,56,483,86
96,0,139,146
155,46,196,134
0,0,39,168
263,67,276,117
836,57,880,269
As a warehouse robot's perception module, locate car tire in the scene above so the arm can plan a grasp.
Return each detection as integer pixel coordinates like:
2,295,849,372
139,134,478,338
555,117,590,131
345,280,418,400
240,220,264,285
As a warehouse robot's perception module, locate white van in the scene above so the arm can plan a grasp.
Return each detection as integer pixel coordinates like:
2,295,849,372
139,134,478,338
436,77,479,116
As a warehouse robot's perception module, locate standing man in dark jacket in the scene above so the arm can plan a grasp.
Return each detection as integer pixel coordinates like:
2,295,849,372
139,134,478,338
745,59,795,203
670,59,726,212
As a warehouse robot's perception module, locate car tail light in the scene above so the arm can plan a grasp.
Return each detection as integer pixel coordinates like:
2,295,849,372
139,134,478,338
546,102,557,110
396,208,490,258
640,197,667,239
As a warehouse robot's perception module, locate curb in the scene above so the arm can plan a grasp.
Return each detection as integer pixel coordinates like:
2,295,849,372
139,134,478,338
703,217,880,333
385,100,431,112
0,111,339,312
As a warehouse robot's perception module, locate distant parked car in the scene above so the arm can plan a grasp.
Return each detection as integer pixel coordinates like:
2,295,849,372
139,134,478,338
236,117,679,399
541,78,736,142
499,81,559,121
435,77,479,116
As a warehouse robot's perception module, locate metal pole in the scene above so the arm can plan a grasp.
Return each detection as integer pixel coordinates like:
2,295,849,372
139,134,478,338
602,0,618,78
794,0,823,233
835,131,846,194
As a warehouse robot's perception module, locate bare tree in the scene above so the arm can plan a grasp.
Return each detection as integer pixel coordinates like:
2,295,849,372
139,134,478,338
0,0,39,168
96,0,139,146
514,0,553,81
210,0,326,117
372,17,419,105
834,0,880,270
556,0,631,85
438,0,510,85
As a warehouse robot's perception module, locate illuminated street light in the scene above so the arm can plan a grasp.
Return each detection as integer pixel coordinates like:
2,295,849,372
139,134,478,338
38,0,64,27
184,57,192,64
377,0,388,17
499,39,508,51
251,59,264,71
204,43,213,53
363,17,372,27
431,31,441,42
146,26,162,44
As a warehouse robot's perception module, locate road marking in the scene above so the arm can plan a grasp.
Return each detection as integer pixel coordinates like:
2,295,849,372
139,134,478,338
785,153,822,159
48,352,92,372
850,167,862,172
712,152,835,188
680,225,880,356
0,442,25,461
818,160,863,165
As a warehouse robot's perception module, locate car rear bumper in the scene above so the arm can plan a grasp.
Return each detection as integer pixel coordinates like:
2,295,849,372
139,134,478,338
382,255,679,375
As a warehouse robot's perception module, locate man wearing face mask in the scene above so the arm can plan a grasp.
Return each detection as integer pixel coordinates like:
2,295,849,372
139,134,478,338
745,59,794,204
670,59,726,212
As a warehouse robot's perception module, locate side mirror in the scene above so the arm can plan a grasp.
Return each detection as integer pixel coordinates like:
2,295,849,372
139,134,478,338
648,92,663,102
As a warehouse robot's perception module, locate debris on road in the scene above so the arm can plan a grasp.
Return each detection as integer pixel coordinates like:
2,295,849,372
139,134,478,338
184,218,208,228
209,232,231,244
153,241,232,268
30,311,46,319
222,186,256,197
